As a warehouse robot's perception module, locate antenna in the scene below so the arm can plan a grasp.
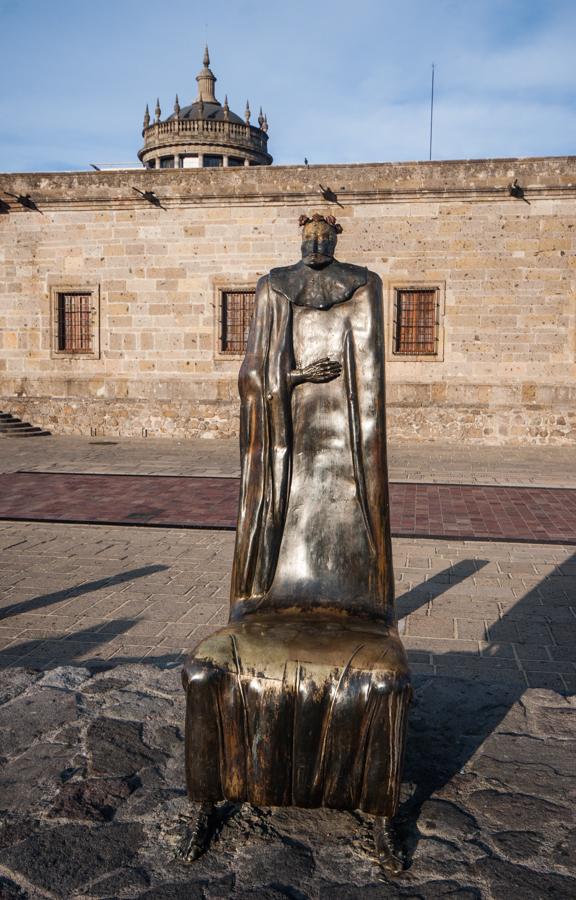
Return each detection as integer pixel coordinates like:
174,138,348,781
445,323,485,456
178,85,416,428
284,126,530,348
429,63,435,161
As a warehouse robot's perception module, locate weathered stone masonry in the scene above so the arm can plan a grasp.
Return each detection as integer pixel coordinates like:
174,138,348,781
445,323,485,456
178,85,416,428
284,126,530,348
0,157,575,443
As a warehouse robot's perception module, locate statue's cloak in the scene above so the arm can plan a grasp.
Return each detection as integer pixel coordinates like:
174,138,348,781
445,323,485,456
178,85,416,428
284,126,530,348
230,260,395,625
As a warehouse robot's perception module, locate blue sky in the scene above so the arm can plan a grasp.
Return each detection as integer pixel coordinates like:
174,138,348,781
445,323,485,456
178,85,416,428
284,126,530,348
0,0,575,171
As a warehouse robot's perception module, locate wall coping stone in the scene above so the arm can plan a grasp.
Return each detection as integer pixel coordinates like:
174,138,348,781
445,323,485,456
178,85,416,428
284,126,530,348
1,157,575,211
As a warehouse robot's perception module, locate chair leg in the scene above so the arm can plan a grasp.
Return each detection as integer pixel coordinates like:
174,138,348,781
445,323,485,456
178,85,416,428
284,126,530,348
177,801,217,862
374,815,404,876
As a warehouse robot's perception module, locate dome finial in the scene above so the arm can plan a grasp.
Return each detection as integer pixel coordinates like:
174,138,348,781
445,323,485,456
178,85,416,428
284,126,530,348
155,98,161,122
196,45,218,104
262,112,269,133
143,103,150,129
245,100,251,125
258,106,264,128
223,94,230,120
174,94,181,117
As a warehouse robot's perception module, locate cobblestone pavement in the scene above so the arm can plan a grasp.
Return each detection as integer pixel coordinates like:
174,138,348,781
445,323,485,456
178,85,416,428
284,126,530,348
2,434,576,486
0,664,574,898
2,474,576,544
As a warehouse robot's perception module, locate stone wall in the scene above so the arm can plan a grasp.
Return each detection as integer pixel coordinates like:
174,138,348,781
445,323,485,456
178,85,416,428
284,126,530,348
1,157,575,444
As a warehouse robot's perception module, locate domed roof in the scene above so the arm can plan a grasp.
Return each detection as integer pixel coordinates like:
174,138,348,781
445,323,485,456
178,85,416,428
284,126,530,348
166,101,244,126
139,46,272,167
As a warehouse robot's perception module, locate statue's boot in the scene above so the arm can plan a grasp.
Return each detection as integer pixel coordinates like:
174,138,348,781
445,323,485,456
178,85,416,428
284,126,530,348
374,816,404,876
178,801,216,862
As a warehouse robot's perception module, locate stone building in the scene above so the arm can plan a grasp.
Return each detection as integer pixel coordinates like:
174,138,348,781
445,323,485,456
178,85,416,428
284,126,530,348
0,54,574,445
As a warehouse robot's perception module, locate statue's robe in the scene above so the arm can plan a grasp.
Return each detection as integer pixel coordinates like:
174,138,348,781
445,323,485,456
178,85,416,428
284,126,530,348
182,259,411,815
231,259,395,625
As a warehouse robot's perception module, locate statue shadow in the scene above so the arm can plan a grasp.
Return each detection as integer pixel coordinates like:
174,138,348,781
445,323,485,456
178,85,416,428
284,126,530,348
0,563,170,670
0,619,140,669
397,549,575,867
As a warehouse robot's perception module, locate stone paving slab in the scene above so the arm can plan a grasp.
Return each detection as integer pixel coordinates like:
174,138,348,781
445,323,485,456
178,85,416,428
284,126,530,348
0,663,574,899
2,434,575,486
2,472,576,544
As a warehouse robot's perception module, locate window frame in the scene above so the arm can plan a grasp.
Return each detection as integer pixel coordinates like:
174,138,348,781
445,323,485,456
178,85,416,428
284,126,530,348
203,154,223,168
213,282,257,360
386,280,445,362
180,154,199,168
50,284,100,359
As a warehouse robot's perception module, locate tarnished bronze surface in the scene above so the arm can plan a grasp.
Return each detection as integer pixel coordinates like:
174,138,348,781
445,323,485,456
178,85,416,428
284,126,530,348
182,215,412,867
183,613,410,815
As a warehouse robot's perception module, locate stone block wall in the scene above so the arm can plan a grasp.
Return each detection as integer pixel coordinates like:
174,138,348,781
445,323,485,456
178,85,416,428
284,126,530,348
0,157,575,443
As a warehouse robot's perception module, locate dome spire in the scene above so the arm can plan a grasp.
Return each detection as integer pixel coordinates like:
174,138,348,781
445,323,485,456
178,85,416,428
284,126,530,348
155,98,161,123
245,100,251,125
174,94,181,118
196,45,218,105
143,103,150,129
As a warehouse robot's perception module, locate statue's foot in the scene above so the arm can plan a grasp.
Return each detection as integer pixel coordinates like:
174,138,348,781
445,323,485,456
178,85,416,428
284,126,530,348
374,816,404,876
177,801,215,862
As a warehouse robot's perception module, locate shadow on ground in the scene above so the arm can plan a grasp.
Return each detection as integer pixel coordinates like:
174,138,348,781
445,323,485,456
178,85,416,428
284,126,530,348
0,564,169,621
398,552,575,866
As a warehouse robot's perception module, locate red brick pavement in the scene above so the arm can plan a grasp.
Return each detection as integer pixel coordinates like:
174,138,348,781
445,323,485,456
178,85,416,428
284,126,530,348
1,473,575,543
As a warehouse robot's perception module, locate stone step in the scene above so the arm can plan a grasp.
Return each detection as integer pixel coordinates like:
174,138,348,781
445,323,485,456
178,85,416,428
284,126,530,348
0,410,50,437
1,429,51,437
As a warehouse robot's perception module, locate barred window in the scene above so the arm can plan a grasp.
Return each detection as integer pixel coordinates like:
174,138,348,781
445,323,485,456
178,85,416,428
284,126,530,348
51,286,99,358
220,289,256,354
57,292,93,353
393,288,439,355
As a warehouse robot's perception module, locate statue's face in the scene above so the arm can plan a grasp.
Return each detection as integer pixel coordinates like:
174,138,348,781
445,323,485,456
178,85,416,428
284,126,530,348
301,222,337,268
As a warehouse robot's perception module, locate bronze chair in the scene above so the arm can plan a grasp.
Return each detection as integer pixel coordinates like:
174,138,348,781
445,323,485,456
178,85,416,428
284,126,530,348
182,214,411,873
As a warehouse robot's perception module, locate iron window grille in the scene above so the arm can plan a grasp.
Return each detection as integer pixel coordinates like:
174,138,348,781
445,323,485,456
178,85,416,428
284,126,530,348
393,288,439,356
220,289,256,354
56,292,94,353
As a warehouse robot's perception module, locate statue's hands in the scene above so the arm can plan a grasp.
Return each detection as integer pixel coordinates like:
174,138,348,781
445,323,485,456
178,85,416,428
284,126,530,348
302,357,342,383
289,357,342,388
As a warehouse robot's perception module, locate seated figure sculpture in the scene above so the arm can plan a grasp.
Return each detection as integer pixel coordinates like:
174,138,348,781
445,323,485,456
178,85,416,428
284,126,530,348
182,213,412,873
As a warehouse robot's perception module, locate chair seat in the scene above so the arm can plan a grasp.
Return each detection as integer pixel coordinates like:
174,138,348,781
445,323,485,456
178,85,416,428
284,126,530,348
183,611,409,686
182,612,411,814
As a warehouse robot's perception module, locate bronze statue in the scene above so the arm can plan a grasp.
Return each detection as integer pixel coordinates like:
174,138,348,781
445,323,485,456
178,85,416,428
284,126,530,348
182,213,412,874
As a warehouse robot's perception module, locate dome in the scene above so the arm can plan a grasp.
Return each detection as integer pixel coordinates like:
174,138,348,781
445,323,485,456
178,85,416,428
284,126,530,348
138,46,272,169
166,101,245,126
